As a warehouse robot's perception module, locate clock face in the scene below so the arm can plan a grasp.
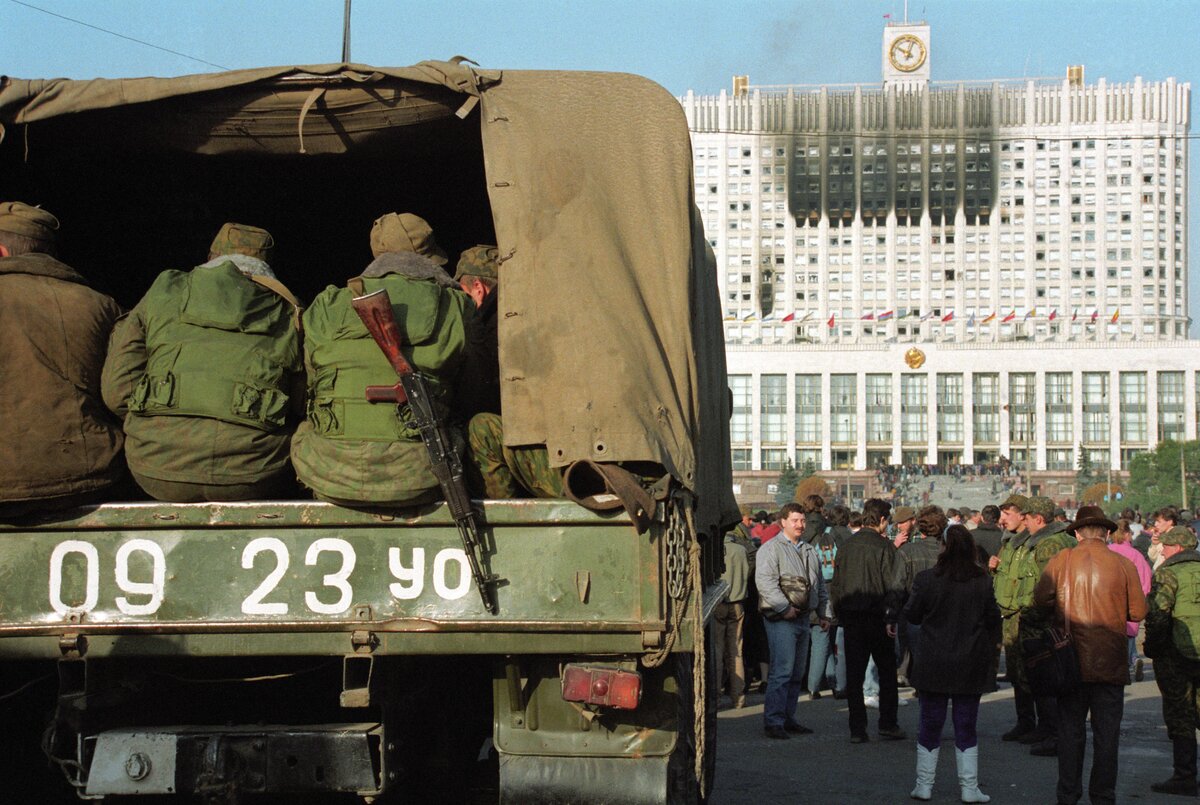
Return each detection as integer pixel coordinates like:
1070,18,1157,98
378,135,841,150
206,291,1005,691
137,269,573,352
889,34,927,73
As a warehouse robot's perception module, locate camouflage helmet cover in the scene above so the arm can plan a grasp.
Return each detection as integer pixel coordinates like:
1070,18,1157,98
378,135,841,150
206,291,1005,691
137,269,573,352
1161,525,1199,549
1000,493,1029,512
454,245,499,281
1021,495,1056,519
209,222,274,263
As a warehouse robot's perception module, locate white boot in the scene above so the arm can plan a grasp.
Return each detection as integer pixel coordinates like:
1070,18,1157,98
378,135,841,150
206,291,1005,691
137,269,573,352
956,746,990,803
910,745,938,800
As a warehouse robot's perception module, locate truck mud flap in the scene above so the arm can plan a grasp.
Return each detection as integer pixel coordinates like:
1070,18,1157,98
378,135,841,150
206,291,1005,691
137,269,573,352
82,723,383,797
500,754,669,805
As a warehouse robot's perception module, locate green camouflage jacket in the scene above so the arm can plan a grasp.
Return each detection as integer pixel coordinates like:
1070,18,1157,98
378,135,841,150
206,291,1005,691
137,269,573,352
1146,550,1200,662
102,262,303,485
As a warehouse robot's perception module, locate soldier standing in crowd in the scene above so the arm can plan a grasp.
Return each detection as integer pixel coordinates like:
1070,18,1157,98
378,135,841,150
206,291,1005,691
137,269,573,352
992,494,1036,739
1146,526,1200,797
0,202,125,518
291,212,470,506
729,507,768,691
103,223,303,502
1012,496,1077,758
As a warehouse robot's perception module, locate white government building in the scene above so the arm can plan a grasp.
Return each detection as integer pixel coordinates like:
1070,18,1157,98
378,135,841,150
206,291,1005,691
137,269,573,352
679,19,1198,502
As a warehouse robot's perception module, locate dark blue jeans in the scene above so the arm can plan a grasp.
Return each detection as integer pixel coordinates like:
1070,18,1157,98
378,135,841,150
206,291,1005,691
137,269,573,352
807,621,835,693
763,616,812,728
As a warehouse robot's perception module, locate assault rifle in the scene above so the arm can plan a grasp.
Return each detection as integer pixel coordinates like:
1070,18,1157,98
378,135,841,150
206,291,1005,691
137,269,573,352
351,288,499,614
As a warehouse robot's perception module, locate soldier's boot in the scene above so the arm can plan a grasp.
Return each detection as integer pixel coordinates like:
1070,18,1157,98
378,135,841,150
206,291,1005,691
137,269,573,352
1151,737,1199,796
956,746,990,803
910,745,938,801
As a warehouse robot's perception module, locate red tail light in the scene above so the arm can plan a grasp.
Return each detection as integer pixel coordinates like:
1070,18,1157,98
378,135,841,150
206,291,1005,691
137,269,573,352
561,664,642,710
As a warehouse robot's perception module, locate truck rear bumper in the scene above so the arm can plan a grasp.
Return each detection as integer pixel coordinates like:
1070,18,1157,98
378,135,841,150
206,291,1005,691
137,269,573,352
83,723,383,797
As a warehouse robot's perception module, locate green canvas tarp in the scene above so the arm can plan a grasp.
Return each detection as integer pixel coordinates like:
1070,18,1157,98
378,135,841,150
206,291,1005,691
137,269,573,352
0,60,738,536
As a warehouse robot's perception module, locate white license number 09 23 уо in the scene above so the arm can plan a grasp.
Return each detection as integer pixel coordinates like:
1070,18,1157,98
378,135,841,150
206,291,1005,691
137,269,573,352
47,538,473,618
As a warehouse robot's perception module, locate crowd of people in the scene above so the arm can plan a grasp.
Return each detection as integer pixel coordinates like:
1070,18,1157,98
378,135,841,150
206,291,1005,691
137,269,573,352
714,491,1200,804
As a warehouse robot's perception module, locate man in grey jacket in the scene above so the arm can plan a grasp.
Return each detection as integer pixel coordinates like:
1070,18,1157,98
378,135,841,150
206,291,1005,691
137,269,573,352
756,501,831,739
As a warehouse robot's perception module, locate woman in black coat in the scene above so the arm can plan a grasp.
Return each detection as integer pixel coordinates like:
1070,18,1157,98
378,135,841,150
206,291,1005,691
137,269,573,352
902,525,1001,803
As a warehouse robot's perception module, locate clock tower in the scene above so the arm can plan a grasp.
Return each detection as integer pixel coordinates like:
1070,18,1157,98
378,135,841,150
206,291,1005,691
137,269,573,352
883,21,931,88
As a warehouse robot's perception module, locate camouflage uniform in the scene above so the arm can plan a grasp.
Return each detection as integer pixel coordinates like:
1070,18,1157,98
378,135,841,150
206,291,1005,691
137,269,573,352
102,224,303,502
290,214,471,507
1147,527,1200,795
467,413,563,498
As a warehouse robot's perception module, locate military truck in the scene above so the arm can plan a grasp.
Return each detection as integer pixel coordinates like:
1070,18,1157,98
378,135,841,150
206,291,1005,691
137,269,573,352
0,61,736,803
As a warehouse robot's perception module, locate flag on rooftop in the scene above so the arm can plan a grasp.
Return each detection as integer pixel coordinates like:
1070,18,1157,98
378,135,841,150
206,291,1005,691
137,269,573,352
781,312,796,322
1002,311,1016,323
1024,308,1035,320
941,312,954,322
827,313,836,328
1111,309,1120,324
800,311,814,322
1091,310,1099,323
1071,308,1078,322
1049,309,1057,322
981,312,997,324
861,312,875,321
878,310,894,321
741,310,756,321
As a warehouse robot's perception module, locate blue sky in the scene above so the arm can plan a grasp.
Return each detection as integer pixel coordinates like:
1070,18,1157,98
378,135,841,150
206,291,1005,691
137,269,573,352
4,0,1200,323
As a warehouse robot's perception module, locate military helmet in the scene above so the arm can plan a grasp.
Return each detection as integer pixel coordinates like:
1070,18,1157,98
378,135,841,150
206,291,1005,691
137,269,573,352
0,201,59,241
369,212,448,265
1160,526,1198,549
209,222,274,263
454,245,499,281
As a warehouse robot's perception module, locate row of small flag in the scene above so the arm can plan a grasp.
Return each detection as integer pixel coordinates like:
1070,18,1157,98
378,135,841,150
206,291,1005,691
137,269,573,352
729,309,1124,326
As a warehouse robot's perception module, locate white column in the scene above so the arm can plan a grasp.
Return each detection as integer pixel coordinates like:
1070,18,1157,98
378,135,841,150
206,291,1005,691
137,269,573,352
999,370,1011,460
926,372,938,465
964,372,976,464
1109,370,1121,471
1186,368,1198,441
855,371,867,471
820,371,832,470
1034,370,1047,471
751,370,763,470
891,371,903,464
1147,370,1160,451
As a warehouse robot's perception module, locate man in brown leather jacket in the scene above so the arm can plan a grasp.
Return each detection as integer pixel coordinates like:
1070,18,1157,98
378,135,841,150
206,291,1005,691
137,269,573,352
1032,505,1147,805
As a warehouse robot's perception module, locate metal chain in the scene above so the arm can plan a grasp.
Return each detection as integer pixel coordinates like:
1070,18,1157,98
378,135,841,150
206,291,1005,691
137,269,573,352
666,500,689,601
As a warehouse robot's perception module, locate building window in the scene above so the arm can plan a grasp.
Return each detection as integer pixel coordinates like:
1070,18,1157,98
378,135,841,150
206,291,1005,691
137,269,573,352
795,374,821,444
1045,372,1073,444
1159,371,1186,442
730,375,752,444
901,374,928,444
1083,372,1111,444
794,448,821,472
866,374,892,443
761,447,787,471
732,448,752,471
831,374,856,444
1046,448,1075,471
936,374,964,444
1118,372,1147,444
1009,373,1036,444
973,373,1000,444
760,374,786,444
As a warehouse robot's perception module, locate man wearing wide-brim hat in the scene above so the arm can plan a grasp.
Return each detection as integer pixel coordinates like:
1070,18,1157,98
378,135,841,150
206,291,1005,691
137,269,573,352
1034,504,1147,804
1146,525,1200,796
0,202,125,518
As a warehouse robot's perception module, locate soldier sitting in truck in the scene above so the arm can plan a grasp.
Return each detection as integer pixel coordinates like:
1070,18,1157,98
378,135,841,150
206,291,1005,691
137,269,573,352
0,202,125,519
290,212,472,506
101,223,304,502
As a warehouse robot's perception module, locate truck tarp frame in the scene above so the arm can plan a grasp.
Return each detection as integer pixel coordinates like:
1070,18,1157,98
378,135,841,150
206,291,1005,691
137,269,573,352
0,59,738,537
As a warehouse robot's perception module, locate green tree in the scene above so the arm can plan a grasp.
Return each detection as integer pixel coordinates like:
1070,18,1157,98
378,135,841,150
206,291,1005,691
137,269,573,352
1075,443,1101,502
774,460,802,506
1120,440,1200,515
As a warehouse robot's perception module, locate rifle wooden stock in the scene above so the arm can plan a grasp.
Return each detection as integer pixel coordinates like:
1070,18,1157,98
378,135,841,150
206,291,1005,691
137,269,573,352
350,288,499,615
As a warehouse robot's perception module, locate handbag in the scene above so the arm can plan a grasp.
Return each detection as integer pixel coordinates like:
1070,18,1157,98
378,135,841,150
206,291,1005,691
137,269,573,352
759,573,811,621
1022,554,1082,697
